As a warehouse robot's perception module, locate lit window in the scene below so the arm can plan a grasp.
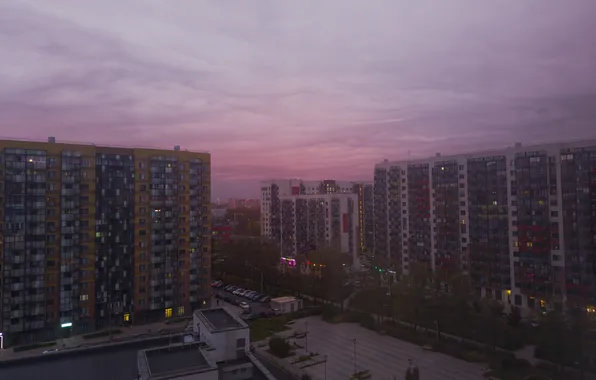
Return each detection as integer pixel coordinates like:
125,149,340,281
527,242,533,248
80,294,89,301
165,307,173,318
177,306,185,316
124,313,130,322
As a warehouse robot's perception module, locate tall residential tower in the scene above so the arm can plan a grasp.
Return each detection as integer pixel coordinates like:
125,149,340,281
374,140,596,313
0,138,211,344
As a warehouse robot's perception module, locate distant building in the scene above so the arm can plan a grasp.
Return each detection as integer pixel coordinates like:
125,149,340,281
279,193,359,269
227,198,260,210
212,225,232,244
260,179,372,267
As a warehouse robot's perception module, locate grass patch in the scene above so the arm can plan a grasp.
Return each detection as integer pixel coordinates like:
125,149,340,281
82,329,122,340
13,341,56,353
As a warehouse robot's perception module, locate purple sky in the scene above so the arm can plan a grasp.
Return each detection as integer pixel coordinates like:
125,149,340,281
1,1,596,199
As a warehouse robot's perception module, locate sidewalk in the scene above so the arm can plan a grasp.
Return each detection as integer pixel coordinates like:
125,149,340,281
0,320,186,362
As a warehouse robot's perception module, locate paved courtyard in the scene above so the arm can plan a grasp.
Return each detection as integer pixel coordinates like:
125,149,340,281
294,316,486,380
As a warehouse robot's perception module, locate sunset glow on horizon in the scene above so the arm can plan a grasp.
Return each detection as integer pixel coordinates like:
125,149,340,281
2,1,596,198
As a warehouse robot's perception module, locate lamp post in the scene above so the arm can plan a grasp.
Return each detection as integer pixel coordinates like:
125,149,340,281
0,332,4,350
352,338,357,374
304,321,308,353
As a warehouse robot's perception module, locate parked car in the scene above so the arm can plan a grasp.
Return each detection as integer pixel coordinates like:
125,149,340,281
233,289,244,296
225,285,236,292
259,296,270,303
244,291,256,299
239,302,251,314
249,293,262,301
42,349,60,355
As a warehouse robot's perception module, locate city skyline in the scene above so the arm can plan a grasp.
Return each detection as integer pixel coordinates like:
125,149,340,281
2,1,596,199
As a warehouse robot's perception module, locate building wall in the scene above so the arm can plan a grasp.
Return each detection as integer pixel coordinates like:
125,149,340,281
374,140,596,312
0,139,211,344
261,179,372,261
193,315,250,363
279,193,359,268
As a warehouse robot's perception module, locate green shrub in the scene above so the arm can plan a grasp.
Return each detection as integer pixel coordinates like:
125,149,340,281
269,336,292,358
321,305,340,322
13,341,56,352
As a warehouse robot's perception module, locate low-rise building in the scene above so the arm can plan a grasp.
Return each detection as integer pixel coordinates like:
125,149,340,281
270,297,303,314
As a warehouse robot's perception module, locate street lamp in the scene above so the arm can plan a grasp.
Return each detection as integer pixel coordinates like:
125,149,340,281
0,332,4,350
304,321,309,353
352,338,357,374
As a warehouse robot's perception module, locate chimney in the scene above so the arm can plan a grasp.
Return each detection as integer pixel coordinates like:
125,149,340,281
48,136,56,143
174,145,180,151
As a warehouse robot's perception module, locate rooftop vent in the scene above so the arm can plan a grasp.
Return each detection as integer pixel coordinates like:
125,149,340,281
48,136,56,143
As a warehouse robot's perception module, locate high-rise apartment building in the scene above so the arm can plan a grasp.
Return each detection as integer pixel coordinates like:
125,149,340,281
261,179,372,262
279,193,359,266
0,138,211,344
374,140,596,312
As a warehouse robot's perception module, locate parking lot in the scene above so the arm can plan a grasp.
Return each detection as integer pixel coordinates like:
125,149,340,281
211,281,274,319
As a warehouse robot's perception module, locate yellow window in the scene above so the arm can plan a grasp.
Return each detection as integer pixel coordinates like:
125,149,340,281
124,313,130,322
165,307,173,318
177,306,185,316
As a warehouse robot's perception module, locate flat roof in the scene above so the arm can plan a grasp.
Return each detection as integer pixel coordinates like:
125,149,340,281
195,307,248,332
271,296,298,303
144,343,214,377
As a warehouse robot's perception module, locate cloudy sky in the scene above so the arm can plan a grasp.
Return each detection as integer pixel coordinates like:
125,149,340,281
1,1,596,199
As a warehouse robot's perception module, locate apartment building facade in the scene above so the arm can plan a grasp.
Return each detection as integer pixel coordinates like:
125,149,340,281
0,138,211,344
279,193,359,268
260,179,372,260
374,140,596,313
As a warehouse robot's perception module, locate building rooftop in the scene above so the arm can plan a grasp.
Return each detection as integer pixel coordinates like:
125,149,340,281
195,307,248,332
271,296,298,303
141,342,216,379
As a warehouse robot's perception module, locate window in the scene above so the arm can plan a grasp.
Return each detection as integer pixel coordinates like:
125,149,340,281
550,211,558,217
80,294,89,301
177,306,185,316
236,338,246,349
124,313,130,322
165,307,173,318
514,295,522,306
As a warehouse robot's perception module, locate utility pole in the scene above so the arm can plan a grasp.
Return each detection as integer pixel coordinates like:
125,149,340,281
324,355,327,380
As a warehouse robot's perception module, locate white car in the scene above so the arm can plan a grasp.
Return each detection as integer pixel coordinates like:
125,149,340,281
42,348,60,354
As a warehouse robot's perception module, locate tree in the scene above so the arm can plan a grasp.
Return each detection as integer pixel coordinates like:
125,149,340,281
310,246,350,312
535,311,574,373
269,336,292,358
508,306,522,327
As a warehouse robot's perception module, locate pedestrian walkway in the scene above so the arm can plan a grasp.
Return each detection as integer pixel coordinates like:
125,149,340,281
0,320,185,362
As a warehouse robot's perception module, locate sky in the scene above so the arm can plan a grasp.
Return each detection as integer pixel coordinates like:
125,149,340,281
1,1,596,199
